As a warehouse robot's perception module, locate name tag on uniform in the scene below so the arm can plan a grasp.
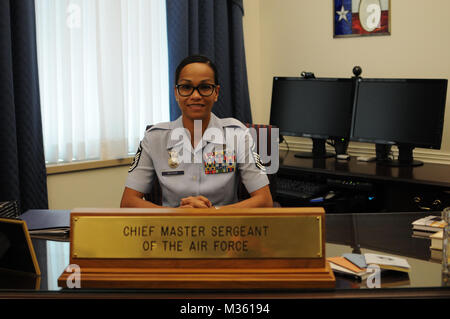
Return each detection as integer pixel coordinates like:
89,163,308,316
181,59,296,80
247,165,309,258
162,170,184,176
204,150,236,175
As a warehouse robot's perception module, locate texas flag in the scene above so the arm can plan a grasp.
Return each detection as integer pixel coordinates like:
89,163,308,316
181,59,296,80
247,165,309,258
334,0,389,36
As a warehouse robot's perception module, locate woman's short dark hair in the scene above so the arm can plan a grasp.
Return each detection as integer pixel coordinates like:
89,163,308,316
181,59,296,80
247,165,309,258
175,55,219,85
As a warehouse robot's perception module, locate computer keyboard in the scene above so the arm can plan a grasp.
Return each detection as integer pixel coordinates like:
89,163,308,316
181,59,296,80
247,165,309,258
277,177,328,199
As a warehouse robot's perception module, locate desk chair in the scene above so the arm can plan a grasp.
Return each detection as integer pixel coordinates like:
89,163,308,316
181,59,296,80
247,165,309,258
237,124,278,204
144,123,278,206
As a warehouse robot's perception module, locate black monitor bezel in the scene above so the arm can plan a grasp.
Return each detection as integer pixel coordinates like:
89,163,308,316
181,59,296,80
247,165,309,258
350,78,448,150
269,76,355,140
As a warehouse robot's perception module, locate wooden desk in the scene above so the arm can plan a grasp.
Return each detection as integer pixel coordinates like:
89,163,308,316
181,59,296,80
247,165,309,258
0,211,449,301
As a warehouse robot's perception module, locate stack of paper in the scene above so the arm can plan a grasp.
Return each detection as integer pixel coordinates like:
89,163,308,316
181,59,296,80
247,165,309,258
364,253,411,273
328,252,411,281
429,230,445,261
412,215,447,237
20,209,70,240
342,253,367,268
327,255,369,281
430,230,444,251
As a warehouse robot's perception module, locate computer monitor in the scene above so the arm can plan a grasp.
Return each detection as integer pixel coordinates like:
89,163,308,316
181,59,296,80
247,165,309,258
270,77,354,158
351,78,448,167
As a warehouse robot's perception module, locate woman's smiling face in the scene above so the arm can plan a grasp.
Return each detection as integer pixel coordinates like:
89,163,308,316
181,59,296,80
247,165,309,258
175,62,220,122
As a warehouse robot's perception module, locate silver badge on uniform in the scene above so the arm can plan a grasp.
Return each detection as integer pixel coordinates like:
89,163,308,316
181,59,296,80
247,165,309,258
253,151,266,172
168,150,180,168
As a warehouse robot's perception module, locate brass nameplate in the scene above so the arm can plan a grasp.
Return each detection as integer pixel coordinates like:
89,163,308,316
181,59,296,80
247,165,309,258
71,215,322,259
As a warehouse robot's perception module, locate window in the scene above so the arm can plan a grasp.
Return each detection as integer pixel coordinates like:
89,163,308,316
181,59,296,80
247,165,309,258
35,0,170,164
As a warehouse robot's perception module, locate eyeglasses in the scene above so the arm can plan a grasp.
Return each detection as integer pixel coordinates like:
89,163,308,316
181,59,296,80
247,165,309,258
176,84,217,97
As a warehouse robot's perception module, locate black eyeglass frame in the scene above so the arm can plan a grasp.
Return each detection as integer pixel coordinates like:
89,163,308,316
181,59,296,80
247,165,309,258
175,84,218,97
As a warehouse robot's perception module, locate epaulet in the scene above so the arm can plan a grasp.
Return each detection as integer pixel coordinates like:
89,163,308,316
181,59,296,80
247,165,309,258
221,117,246,129
146,122,171,132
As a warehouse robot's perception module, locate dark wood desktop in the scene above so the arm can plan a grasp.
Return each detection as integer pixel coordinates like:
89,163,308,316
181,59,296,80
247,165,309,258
0,211,449,299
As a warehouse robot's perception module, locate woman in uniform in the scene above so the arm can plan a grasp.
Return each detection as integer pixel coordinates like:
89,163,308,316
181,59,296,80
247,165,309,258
120,55,272,208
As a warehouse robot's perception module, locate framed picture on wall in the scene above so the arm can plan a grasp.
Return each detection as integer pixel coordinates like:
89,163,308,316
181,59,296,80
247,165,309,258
334,0,390,38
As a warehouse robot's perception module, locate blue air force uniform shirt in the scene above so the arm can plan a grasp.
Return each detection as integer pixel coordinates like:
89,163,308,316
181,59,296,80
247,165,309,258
125,113,269,207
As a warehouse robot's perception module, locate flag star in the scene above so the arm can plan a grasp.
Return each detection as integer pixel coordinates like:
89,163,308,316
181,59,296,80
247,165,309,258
336,5,349,23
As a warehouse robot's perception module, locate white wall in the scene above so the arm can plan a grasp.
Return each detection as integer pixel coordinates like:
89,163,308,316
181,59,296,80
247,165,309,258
47,166,128,209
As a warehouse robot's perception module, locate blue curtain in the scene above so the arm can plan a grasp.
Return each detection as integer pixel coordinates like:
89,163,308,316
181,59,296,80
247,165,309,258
0,0,48,213
166,0,252,123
